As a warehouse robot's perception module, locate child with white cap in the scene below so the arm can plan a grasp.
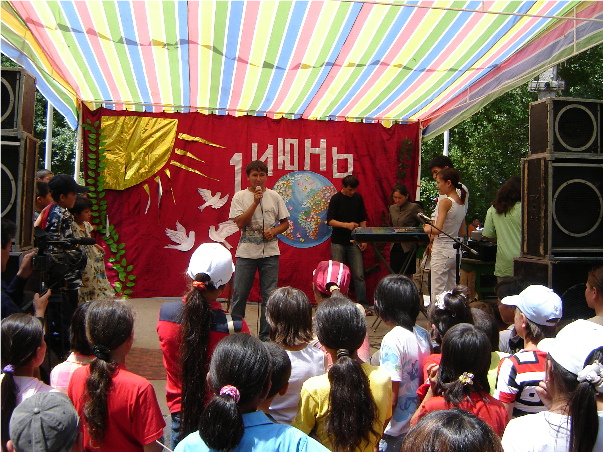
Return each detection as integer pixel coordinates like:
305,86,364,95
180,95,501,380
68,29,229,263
494,285,562,419
502,320,603,451
157,243,250,449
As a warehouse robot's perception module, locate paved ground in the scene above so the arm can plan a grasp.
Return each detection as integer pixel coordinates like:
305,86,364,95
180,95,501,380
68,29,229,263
125,297,431,446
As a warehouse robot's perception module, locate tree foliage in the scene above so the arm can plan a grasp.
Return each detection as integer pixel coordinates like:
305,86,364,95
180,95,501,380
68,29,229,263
420,44,602,223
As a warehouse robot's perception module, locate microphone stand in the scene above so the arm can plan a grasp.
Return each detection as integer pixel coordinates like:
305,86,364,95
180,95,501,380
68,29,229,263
420,217,478,285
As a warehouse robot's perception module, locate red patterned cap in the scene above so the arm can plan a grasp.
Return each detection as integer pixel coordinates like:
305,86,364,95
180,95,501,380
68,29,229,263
313,260,351,295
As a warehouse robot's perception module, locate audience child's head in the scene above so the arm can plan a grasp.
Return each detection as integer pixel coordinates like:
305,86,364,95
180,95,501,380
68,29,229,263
540,320,603,452
373,274,420,331
471,308,499,353
69,302,93,356
314,296,379,452
401,408,503,452
430,286,473,347
494,277,527,325
35,181,53,211
8,392,79,452
436,323,492,403
180,243,235,437
501,285,561,344
312,260,351,303
83,300,134,444
266,287,313,347
199,334,271,451
47,174,88,209
586,267,603,314
263,342,292,402
68,196,93,225
1,314,47,447
36,169,53,183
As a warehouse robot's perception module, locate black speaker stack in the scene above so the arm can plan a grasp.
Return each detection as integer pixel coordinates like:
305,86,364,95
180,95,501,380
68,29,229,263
1,67,39,251
515,97,603,321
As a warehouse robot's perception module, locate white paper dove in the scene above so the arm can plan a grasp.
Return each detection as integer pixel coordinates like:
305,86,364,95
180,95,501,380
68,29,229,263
209,220,239,249
165,221,195,251
198,188,229,211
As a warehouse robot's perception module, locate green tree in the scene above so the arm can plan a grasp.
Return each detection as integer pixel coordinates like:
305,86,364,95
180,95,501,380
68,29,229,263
421,44,603,223
2,54,76,175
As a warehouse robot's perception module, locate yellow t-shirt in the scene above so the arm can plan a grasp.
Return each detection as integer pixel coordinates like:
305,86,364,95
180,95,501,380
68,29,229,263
292,363,392,452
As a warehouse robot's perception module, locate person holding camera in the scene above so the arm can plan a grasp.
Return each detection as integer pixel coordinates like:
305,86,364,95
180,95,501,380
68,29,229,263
1,219,51,321
36,175,89,359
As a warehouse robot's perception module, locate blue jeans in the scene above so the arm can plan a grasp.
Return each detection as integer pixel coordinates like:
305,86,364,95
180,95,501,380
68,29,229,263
331,243,366,305
231,256,279,340
170,412,182,449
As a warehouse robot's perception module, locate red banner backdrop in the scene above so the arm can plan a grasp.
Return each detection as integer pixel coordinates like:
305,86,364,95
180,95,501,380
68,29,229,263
81,106,420,303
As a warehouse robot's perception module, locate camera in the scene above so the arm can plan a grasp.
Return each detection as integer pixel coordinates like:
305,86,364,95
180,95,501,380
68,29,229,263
33,227,94,290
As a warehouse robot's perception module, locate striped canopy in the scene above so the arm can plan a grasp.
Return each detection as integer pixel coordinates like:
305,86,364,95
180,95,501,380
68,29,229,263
2,1,602,138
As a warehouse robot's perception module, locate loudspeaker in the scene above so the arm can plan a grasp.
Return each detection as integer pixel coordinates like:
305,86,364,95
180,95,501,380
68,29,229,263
529,98,601,155
522,154,603,258
1,131,39,248
514,257,601,321
1,68,36,133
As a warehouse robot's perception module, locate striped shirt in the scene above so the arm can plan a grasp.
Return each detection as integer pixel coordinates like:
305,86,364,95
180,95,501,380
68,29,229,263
494,349,547,417
50,352,94,394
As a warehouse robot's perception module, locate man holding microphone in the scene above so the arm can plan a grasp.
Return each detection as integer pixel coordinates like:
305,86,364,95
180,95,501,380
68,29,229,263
229,160,289,341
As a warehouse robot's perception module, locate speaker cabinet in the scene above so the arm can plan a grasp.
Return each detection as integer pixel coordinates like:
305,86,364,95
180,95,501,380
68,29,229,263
514,257,602,321
529,98,601,155
1,68,36,133
522,154,603,258
1,131,39,248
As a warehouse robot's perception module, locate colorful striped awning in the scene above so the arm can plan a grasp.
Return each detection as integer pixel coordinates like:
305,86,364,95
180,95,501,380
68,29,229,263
2,1,602,138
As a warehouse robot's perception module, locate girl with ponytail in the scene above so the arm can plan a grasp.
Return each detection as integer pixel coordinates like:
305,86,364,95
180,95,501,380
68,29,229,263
175,334,328,452
68,300,165,451
293,297,392,452
1,314,54,451
157,243,249,448
423,167,467,303
411,323,508,436
503,320,603,451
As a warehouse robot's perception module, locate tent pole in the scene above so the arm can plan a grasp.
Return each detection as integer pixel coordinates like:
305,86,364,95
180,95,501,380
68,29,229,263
443,129,450,156
45,103,53,170
74,104,83,181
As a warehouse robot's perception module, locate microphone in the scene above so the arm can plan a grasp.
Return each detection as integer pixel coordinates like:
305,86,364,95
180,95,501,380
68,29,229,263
417,212,432,224
256,186,261,192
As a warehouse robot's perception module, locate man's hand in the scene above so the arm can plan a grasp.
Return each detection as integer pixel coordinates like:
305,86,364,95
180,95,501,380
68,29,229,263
16,249,37,279
359,243,367,252
263,229,275,241
346,222,359,231
253,187,263,204
33,289,51,318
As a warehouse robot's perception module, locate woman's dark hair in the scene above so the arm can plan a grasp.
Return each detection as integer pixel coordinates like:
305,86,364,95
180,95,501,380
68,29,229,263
69,302,93,356
430,286,473,345
587,267,603,294
436,323,491,405
179,272,217,438
374,274,420,331
392,184,410,199
400,408,503,452
314,296,379,452
549,346,602,452
69,195,93,216
1,314,45,448
83,300,134,445
471,307,499,352
492,177,521,215
266,287,313,347
437,168,466,204
199,334,271,452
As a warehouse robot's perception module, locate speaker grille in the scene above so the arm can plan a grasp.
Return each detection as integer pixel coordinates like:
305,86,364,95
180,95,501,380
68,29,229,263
553,179,602,237
555,104,597,151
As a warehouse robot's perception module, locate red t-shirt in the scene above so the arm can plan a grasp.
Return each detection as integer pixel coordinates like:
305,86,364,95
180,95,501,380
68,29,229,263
156,299,250,413
421,353,442,381
68,364,165,451
414,391,509,436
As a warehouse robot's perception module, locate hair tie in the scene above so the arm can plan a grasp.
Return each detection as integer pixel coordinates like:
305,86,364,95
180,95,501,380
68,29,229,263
577,360,603,393
458,372,474,386
92,345,111,362
336,349,350,359
2,365,14,374
219,385,241,403
192,281,207,290
455,182,462,189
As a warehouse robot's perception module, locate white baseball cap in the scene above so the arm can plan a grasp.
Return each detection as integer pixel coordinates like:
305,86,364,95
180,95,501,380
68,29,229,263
186,243,234,287
501,285,562,326
540,319,603,375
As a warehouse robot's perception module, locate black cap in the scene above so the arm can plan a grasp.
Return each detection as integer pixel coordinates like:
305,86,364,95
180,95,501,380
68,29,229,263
48,174,88,195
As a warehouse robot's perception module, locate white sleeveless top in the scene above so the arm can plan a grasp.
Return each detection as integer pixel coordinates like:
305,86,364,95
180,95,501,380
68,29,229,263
434,196,465,242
